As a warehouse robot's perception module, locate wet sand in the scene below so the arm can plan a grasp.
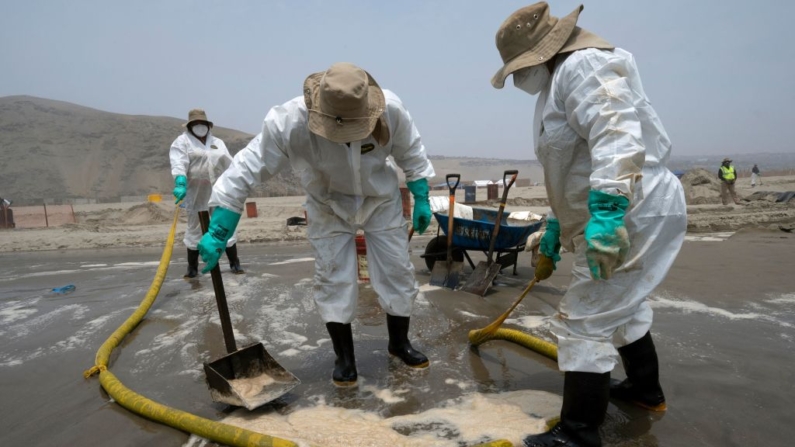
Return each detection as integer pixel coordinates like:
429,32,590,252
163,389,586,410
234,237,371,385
1,229,794,446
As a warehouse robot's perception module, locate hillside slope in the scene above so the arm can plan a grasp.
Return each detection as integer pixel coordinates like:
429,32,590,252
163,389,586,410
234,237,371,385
0,95,551,204
0,95,301,202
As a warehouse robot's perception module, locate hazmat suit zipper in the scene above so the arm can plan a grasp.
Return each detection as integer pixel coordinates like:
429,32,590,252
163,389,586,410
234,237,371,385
348,141,365,222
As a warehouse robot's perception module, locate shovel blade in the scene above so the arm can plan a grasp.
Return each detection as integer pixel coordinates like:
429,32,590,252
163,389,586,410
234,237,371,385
461,261,502,296
430,260,464,289
204,343,300,410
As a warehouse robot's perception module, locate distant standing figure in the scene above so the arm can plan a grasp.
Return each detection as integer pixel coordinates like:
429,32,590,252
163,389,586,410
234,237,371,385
718,158,741,205
170,109,244,278
751,164,762,187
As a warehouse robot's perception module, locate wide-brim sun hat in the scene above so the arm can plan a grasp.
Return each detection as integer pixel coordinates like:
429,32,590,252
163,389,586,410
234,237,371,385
491,2,613,89
183,108,213,128
304,62,389,145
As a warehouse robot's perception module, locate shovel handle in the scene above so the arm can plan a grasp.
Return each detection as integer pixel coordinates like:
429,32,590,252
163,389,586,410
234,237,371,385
198,211,237,354
446,174,461,194
445,174,460,265
486,170,519,261
503,170,519,190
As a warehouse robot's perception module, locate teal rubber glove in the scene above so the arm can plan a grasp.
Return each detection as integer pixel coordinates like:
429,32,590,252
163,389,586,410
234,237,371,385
584,190,630,280
173,175,188,204
539,218,562,267
406,178,431,234
197,207,241,273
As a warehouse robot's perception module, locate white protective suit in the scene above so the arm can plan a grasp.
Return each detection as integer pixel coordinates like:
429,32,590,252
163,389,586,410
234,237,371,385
169,131,239,250
210,90,435,324
533,48,686,373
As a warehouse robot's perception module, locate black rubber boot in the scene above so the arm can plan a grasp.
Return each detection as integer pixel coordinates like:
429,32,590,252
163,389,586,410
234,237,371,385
225,244,245,274
611,331,667,411
325,322,357,386
524,371,610,447
386,314,430,369
184,249,199,278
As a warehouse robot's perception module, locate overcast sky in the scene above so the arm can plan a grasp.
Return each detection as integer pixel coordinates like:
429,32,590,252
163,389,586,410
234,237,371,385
2,0,793,158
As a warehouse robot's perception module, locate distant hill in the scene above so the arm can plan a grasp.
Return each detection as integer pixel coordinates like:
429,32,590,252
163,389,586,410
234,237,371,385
0,95,302,204
0,95,547,205
9,95,783,205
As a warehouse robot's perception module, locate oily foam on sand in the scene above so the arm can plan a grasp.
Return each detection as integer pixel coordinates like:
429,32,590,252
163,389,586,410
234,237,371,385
185,389,560,447
649,292,793,328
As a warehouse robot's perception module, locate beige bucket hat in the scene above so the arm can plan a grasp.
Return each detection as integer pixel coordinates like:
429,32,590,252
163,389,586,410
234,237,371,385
491,2,613,88
183,108,213,128
304,63,389,145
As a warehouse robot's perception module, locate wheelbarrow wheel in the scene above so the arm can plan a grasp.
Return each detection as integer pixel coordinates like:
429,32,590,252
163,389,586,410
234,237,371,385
424,236,464,271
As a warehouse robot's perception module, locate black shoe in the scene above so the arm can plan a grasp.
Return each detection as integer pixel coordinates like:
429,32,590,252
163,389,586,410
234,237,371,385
523,371,610,447
386,314,429,368
611,331,667,411
225,244,245,274
184,249,199,278
325,322,357,386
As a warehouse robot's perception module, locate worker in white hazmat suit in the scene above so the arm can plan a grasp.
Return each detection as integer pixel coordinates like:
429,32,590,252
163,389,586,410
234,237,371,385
491,4,686,447
198,63,436,386
170,109,244,278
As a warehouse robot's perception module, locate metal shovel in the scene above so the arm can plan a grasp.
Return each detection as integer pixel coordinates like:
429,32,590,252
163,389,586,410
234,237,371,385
430,174,463,289
197,211,299,410
461,170,519,296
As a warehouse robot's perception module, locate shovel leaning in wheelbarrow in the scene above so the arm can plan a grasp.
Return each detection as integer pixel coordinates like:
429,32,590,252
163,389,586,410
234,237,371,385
197,211,299,410
461,170,519,296
430,173,464,289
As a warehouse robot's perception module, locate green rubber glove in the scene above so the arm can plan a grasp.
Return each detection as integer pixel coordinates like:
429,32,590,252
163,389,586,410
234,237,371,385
406,178,431,235
198,207,241,273
173,175,188,204
584,190,630,280
539,218,562,267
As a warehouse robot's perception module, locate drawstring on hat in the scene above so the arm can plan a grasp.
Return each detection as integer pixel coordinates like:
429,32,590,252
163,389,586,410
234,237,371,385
306,108,385,123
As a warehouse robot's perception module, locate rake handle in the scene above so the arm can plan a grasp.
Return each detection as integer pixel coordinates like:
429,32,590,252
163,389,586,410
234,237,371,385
486,278,538,334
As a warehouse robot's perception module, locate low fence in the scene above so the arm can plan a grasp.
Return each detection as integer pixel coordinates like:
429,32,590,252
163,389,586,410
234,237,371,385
11,204,77,229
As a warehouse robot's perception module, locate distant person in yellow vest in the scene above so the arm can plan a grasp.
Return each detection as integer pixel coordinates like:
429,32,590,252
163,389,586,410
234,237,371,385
718,158,741,205
751,164,762,187
170,109,244,278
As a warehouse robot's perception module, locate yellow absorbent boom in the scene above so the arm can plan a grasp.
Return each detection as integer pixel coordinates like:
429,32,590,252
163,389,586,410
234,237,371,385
81,206,514,446
83,206,298,447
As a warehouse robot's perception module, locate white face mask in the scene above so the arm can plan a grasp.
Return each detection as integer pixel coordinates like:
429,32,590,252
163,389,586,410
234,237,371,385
513,65,550,96
190,124,209,138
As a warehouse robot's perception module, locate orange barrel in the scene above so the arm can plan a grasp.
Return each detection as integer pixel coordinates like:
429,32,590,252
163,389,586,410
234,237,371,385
487,184,499,201
355,234,369,282
400,187,411,220
245,202,258,218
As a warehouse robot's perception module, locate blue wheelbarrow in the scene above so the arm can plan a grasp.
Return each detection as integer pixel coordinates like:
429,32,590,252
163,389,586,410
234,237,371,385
421,208,543,276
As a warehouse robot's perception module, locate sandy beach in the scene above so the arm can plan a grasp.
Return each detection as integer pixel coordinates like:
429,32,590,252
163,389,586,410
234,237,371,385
1,225,794,447
1,171,794,446
3,174,794,253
